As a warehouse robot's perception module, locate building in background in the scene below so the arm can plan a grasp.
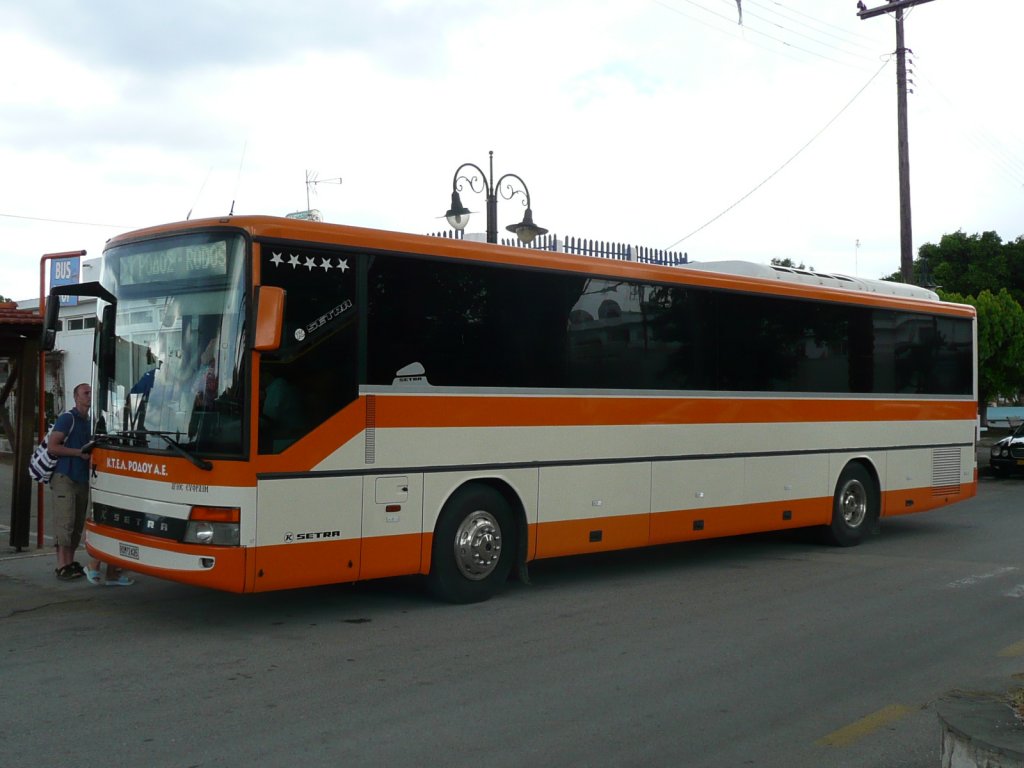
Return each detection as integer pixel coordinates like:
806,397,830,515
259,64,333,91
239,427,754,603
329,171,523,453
0,258,100,448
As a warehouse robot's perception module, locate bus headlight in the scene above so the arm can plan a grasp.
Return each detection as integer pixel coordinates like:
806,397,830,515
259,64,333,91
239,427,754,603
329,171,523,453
183,506,240,546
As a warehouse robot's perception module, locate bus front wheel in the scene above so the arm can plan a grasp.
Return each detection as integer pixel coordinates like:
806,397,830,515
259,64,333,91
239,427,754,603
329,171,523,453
822,463,878,547
427,485,515,604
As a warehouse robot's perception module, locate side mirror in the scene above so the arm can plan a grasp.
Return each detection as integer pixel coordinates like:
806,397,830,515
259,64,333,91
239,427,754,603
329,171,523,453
98,304,116,368
254,286,285,351
41,295,61,352
41,281,117,352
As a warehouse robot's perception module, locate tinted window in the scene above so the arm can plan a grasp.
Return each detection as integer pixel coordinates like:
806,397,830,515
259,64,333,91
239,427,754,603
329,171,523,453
366,253,972,396
367,254,583,388
257,243,358,453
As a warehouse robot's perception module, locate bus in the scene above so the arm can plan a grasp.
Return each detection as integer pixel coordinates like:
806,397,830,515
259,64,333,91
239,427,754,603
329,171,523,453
44,215,978,603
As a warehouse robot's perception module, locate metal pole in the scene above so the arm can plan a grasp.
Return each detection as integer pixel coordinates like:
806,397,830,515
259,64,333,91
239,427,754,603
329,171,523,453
38,250,87,548
486,151,497,244
895,8,913,283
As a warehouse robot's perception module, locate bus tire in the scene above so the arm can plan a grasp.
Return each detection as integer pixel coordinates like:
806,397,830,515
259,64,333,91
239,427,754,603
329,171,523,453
427,485,515,604
822,463,877,547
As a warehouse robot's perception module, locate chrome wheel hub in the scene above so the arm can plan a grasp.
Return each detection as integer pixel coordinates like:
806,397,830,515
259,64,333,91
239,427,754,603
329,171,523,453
454,511,502,581
840,480,867,529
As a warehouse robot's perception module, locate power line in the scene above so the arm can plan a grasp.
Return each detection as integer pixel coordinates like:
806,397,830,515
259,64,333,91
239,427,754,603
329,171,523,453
665,59,890,249
915,71,1024,188
724,0,878,54
652,0,809,64
658,0,876,69
0,212,133,229
747,0,878,43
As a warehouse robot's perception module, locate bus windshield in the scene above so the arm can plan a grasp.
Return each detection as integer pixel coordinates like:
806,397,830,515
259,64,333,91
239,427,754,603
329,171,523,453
95,231,248,458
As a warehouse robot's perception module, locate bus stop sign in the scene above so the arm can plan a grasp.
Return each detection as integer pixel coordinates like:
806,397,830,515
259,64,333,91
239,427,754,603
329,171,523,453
50,255,81,306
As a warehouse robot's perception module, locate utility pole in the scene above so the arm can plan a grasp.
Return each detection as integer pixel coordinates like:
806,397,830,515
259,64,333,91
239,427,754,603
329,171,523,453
858,0,935,284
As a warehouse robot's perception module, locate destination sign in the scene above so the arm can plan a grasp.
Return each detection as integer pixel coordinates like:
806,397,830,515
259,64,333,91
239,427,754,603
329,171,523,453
119,240,228,286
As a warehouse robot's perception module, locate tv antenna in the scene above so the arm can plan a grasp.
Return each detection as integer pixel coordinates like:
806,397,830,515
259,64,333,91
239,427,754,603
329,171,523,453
306,170,342,212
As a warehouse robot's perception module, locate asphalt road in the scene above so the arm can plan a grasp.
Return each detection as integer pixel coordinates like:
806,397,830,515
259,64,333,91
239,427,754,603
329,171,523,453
2,474,1023,768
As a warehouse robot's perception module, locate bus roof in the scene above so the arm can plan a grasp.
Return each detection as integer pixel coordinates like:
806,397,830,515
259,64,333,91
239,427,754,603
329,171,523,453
679,260,940,301
107,215,964,315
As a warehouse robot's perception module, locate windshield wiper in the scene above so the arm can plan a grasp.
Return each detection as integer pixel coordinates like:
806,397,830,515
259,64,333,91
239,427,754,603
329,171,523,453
110,429,214,471
145,431,214,471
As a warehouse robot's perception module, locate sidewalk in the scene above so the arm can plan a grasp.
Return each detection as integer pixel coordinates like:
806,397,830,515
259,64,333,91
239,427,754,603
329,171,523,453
0,452,69,600
0,453,139,601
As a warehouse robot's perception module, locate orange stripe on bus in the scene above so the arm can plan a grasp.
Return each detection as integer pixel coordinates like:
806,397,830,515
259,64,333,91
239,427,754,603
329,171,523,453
530,498,833,560
374,395,977,430
650,496,833,545
252,539,361,592
95,395,974,483
91,401,368,484
359,532,422,581
535,514,651,559
883,481,977,518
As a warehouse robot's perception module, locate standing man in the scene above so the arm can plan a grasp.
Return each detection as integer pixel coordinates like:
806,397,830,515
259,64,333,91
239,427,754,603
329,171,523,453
49,383,93,581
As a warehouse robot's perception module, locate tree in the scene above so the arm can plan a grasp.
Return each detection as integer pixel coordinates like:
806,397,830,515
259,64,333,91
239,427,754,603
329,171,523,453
888,230,1024,305
921,230,1011,297
0,294,12,303
940,288,1024,424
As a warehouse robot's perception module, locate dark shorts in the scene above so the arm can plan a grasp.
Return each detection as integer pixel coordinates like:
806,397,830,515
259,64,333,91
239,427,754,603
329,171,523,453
50,472,88,549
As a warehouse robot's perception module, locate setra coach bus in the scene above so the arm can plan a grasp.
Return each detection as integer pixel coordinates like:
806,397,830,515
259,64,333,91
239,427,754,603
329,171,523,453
42,215,978,602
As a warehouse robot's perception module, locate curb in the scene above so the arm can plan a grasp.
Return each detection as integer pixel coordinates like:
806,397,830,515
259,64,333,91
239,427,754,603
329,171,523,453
938,690,1024,768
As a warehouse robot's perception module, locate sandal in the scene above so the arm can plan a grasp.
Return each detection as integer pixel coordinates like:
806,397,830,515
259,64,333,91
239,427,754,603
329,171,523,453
70,561,85,575
105,574,135,587
55,564,82,581
85,568,105,585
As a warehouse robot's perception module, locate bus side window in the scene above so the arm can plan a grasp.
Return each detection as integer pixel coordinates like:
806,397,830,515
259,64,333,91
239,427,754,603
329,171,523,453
259,370,303,453
257,243,359,453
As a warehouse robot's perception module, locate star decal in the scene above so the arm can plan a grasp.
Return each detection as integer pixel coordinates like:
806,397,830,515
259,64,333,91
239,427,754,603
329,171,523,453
273,252,352,275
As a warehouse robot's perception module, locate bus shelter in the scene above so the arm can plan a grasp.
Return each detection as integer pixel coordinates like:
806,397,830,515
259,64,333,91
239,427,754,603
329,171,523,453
0,302,42,551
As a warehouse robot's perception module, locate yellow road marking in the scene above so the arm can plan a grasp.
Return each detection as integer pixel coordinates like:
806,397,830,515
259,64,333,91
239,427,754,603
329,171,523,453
998,640,1024,658
817,704,914,747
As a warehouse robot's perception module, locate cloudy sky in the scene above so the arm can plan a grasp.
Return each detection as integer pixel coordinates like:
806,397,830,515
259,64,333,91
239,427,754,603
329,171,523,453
2,0,1021,302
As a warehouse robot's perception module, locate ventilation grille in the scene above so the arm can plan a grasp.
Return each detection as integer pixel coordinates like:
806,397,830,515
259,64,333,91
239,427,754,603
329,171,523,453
365,395,376,465
931,447,961,496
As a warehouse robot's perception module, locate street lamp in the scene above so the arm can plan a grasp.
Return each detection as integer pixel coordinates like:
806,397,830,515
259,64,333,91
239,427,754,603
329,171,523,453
444,150,548,245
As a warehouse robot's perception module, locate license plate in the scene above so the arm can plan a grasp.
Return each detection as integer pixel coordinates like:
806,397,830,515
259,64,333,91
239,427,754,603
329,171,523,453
119,542,140,560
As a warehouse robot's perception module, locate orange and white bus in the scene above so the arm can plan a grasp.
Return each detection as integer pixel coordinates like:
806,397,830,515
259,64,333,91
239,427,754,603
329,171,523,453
45,215,977,602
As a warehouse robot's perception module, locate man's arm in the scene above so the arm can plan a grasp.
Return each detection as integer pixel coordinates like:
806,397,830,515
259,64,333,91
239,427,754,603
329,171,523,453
47,417,88,458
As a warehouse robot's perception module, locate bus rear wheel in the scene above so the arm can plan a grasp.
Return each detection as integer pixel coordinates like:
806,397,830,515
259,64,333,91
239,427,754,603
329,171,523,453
427,485,515,604
822,463,878,547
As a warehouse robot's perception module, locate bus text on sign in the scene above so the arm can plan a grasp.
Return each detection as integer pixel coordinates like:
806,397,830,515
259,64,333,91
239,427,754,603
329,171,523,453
51,256,81,306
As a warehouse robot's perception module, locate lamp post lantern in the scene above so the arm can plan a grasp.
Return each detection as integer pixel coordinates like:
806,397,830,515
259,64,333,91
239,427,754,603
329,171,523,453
444,150,548,245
